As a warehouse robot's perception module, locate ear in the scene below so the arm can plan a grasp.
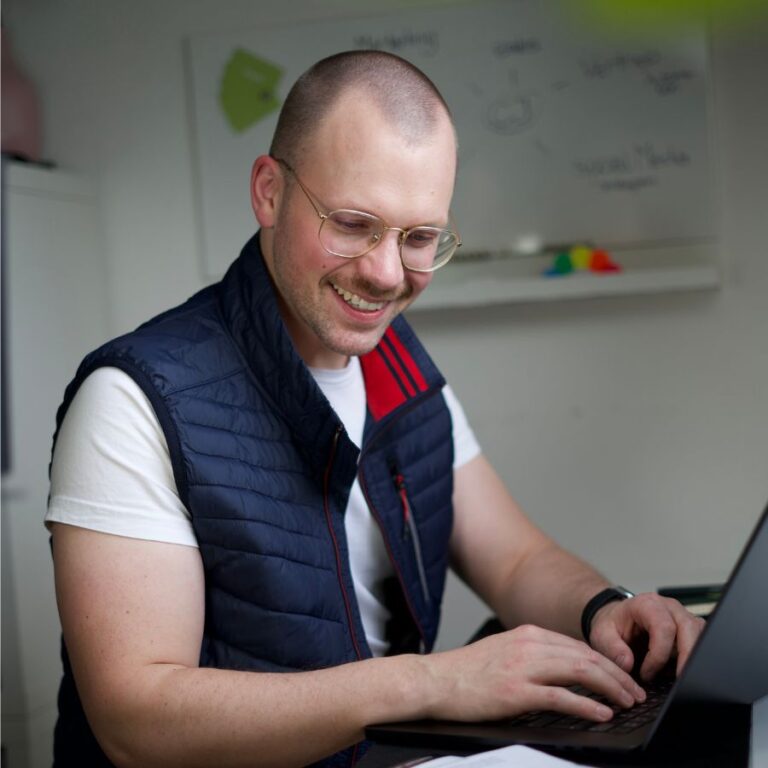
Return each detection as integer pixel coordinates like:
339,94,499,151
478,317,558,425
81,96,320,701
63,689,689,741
250,155,283,227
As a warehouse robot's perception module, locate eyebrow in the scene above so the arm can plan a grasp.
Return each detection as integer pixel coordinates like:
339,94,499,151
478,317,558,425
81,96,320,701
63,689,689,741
277,157,452,231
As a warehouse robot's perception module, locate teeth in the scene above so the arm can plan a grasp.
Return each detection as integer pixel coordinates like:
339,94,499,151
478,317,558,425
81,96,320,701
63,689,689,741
332,283,385,311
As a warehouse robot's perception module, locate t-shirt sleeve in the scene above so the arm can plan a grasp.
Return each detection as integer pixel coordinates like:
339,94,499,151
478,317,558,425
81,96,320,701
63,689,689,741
46,366,198,548
443,384,482,469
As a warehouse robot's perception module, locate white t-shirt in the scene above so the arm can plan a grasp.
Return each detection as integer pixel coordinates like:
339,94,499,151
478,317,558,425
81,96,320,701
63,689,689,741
47,363,481,656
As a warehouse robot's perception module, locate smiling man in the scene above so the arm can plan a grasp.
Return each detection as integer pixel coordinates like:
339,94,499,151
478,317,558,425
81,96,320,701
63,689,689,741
259,79,458,367
47,51,703,768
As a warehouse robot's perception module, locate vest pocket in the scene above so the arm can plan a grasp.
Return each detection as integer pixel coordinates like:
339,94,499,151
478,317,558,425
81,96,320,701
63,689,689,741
392,468,431,605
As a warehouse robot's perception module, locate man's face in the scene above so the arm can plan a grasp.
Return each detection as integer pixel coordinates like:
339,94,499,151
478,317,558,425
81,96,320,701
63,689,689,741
265,93,457,369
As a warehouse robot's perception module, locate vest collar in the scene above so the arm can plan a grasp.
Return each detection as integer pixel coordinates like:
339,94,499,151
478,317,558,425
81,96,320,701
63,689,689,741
360,324,444,424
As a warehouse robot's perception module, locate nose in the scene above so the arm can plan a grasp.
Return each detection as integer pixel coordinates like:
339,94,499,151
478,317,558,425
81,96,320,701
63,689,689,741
357,228,406,291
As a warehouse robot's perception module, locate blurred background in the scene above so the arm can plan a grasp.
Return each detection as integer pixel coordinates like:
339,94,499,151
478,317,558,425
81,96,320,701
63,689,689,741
1,2,767,766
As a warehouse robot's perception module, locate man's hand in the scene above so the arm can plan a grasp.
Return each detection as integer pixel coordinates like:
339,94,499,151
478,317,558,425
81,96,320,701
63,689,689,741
588,593,706,682
421,624,646,724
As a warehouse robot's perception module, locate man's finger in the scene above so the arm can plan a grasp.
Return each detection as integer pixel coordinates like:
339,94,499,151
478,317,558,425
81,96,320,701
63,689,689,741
674,611,706,676
637,599,680,681
522,684,615,723
588,605,636,673
525,646,645,707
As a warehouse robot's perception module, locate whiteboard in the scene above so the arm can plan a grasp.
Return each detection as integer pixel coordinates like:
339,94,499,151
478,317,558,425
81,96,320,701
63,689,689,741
187,1,714,280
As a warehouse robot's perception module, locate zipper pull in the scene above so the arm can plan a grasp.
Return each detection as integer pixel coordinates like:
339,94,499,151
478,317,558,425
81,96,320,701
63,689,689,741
324,424,344,491
392,467,431,605
394,472,411,538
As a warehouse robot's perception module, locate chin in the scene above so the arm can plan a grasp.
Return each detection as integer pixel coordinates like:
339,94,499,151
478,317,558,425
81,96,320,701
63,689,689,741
327,326,391,358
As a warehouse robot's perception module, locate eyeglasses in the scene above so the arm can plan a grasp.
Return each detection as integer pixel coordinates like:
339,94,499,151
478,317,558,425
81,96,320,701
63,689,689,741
274,158,461,273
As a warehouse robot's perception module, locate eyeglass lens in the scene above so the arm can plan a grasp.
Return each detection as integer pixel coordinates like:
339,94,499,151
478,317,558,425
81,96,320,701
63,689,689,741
320,210,458,271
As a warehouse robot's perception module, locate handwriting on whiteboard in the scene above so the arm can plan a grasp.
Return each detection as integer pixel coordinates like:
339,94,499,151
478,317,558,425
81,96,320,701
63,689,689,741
581,52,696,96
574,142,692,192
353,30,439,57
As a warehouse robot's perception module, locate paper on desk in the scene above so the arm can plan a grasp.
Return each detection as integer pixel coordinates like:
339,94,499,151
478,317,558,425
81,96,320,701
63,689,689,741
409,745,597,768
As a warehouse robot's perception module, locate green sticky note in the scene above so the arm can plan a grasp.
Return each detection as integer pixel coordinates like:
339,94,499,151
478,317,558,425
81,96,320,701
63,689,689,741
219,49,282,133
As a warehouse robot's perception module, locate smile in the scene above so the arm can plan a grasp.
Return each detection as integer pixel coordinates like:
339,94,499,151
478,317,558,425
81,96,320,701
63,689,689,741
331,283,386,312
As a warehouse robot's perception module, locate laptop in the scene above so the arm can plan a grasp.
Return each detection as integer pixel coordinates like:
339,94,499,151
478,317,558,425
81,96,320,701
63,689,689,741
367,502,768,754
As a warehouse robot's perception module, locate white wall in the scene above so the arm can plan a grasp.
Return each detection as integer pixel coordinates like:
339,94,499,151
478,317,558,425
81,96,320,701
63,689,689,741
2,1,767,764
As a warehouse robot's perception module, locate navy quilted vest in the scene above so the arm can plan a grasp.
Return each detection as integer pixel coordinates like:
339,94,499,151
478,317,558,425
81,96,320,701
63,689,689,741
52,234,454,767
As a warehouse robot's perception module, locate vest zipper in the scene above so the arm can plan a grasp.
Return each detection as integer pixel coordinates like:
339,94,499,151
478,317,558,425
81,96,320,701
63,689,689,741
355,389,444,656
393,470,431,606
359,471,428,654
324,424,363,660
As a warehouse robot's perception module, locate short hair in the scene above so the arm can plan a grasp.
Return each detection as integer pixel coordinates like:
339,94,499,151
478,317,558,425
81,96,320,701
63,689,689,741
269,50,455,168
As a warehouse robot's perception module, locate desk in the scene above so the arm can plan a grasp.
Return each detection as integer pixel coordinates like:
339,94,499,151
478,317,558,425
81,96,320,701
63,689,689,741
362,699,766,768
360,738,746,768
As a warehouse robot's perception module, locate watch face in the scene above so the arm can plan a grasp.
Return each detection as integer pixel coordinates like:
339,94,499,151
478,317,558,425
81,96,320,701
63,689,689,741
615,586,635,599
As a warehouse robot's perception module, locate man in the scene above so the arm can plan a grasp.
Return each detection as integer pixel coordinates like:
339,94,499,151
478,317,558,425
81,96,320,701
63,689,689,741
47,51,703,767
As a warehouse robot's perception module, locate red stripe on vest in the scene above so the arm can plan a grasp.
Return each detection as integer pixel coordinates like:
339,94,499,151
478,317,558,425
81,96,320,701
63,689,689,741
379,341,417,398
385,327,428,392
360,328,431,421
360,348,407,421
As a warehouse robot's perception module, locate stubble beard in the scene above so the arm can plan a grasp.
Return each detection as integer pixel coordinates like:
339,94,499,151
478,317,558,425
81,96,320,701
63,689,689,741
270,231,413,362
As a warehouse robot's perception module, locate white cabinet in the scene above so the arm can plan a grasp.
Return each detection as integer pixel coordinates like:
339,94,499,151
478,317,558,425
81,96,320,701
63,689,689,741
1,161,109,768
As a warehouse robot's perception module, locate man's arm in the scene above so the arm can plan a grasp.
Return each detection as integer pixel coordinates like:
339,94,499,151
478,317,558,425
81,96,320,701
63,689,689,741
450,454,704,679
52,513,645,768
52,523,424,768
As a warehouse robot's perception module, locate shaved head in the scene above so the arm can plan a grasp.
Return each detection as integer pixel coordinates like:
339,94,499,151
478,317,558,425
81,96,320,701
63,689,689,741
269,50,456,170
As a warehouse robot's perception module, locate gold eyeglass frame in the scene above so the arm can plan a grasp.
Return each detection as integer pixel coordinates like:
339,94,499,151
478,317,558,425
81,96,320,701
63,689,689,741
273,157,461,273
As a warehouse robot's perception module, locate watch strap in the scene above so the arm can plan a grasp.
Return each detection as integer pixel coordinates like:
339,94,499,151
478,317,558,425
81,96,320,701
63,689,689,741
581,586,634,643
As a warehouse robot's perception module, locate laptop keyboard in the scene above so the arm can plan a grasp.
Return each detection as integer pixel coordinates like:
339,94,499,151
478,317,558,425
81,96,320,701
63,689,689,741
506,677,674,734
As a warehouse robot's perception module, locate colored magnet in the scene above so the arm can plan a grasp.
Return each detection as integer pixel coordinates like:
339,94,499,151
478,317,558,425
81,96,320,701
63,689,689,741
545,250,574,276
543,245,622,276
570,245,593,271
590,248,622,273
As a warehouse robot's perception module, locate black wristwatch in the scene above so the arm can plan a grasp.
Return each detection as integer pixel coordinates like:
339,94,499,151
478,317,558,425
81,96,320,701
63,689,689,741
581,586,635,644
